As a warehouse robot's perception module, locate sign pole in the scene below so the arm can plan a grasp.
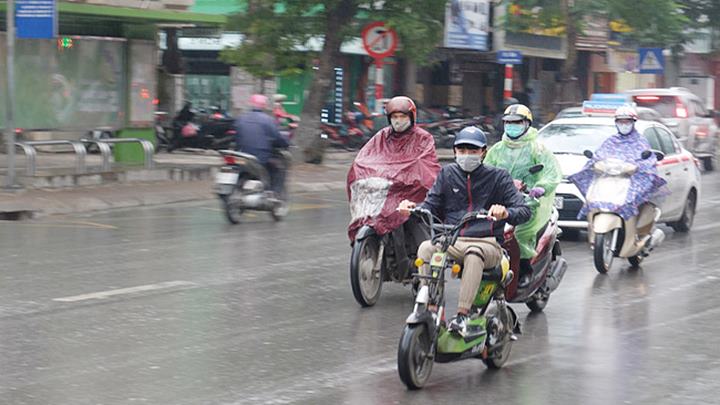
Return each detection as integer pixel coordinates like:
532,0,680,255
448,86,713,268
374,59,384,101
503,64,513,101
4,0,18,189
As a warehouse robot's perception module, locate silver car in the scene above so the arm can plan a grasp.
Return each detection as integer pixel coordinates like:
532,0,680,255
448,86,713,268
537,116,702,237
625,87,719,171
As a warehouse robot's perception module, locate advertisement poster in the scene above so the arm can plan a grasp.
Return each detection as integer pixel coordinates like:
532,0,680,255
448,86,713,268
0,34,126,130
444,0,490,51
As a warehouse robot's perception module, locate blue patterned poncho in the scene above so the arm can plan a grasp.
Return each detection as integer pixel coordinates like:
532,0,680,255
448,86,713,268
569,129,669,220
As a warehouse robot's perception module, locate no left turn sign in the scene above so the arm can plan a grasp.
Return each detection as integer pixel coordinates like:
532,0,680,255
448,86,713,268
361,22,398,59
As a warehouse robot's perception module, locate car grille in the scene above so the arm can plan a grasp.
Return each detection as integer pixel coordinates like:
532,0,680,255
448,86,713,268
557,193,584,221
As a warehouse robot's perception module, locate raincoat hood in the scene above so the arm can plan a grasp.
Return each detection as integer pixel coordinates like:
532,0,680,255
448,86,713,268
346,125,440,241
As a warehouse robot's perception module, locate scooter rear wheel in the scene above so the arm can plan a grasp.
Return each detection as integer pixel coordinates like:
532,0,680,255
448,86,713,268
628,255,644,268
349,236,383,307
526,294,549,312
397,324,434,390
593,232,613,274
221,194,243,224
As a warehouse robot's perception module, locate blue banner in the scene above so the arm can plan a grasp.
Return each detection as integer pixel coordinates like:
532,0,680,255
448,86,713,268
15,0,57,39
496,50,523,65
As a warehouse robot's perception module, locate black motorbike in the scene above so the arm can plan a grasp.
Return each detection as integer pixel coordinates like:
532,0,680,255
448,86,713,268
215,149,290,223
349,185,431,307
169,107,236,151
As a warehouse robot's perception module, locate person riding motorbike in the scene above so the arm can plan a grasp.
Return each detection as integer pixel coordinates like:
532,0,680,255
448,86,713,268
175,101,195,124
569,105,668,223
234,94,290,199
484,104,561,287
398,126,531,335
347,96,440,275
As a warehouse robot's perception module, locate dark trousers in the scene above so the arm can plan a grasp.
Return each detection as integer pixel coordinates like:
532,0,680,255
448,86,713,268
264,159,286,198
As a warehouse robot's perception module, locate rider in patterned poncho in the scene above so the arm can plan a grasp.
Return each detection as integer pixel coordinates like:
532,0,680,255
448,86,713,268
569,105,669,220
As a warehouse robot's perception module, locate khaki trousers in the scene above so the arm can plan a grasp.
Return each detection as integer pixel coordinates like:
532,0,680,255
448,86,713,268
417,237,502,310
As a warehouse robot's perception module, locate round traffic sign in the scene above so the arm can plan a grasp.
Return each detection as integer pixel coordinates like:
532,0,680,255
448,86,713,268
361,22,398,59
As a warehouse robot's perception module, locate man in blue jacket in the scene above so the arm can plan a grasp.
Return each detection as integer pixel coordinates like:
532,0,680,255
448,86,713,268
398,126,531,335
234,94,290,198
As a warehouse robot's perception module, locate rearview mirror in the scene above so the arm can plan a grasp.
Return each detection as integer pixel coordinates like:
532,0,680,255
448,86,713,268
583,150,594,159
529,164,544,174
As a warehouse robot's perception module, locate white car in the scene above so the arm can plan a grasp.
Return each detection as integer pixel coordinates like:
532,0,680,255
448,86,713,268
537,116,702,235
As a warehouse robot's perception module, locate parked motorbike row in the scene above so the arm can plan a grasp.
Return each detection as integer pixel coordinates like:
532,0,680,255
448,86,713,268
156,105,300,153
417,106,497,149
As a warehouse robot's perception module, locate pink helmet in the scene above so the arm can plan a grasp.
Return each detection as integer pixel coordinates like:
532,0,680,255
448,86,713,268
614,105,638,121
250,94,268,110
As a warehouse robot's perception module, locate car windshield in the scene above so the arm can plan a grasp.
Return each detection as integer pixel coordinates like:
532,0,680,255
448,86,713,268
537,123,616,154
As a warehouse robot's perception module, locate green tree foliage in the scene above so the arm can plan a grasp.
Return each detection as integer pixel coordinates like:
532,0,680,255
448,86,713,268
221,0,445,162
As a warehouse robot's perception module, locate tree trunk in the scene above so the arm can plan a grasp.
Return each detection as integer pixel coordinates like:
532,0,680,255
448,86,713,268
296,0,357,164
557,0,581,112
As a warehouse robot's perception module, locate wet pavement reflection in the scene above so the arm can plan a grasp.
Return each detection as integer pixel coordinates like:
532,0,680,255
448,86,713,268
1,172,720,404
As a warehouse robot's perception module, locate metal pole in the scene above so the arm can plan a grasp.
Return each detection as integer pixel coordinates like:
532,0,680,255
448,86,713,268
503,64,513,100
374,59,384,103
4,0,18,188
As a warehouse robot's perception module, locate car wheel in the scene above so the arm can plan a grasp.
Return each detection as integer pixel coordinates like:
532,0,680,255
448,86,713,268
670,190,696,233
702,156,714,172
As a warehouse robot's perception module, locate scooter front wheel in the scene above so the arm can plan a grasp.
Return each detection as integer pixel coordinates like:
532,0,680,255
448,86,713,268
397,324,434,390
593,232,614,274
349,236,383,307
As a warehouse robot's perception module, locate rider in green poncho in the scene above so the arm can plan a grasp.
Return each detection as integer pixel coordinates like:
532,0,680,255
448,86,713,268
484,104,562,287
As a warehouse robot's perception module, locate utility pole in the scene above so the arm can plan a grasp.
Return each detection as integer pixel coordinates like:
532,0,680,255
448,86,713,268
4,0,18,189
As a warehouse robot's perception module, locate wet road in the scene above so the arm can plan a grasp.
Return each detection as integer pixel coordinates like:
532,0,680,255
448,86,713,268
1,172,719,405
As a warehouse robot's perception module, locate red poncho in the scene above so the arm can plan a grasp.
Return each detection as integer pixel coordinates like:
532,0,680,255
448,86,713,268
346,126,440,241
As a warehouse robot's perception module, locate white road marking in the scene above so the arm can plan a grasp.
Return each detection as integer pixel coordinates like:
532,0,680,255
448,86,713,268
52,281,198,302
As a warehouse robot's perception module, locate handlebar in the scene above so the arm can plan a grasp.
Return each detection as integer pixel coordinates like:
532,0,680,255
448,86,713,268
404,207,498,246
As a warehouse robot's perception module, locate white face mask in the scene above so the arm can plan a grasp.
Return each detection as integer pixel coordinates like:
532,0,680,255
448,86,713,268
391,117,411,133
616,122,634,135
456,154,482,172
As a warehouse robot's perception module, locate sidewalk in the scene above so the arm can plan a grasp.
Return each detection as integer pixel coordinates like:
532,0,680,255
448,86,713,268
0,148,454,218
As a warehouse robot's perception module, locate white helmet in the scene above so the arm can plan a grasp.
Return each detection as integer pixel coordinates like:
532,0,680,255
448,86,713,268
614,105,638,121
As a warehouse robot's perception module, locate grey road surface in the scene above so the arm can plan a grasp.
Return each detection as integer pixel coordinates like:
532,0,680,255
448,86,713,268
1,173,720,405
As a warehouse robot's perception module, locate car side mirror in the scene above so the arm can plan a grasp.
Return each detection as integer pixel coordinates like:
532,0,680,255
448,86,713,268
583,150,594,159
529,164,544,174
654,150,665,162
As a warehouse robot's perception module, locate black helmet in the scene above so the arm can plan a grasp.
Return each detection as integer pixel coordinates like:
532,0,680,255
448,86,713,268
454,126,487,148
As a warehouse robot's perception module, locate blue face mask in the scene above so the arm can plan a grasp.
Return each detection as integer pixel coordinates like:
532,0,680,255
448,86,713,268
505,123,526,139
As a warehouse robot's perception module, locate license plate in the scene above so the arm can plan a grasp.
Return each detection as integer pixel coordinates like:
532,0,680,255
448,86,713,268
553,196,564,209
215,171,239,185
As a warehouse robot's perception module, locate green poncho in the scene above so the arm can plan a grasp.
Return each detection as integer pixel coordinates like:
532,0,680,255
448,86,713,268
484,127,562,259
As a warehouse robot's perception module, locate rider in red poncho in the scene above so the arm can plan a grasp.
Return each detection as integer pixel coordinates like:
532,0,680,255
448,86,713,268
347,96,440,257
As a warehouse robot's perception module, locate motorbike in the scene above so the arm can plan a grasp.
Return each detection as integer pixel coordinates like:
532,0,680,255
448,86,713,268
397,208,520,390
170,107,237,151
582,150,666,273
503,168,568,312
349,178,430,307
214,149,290,223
